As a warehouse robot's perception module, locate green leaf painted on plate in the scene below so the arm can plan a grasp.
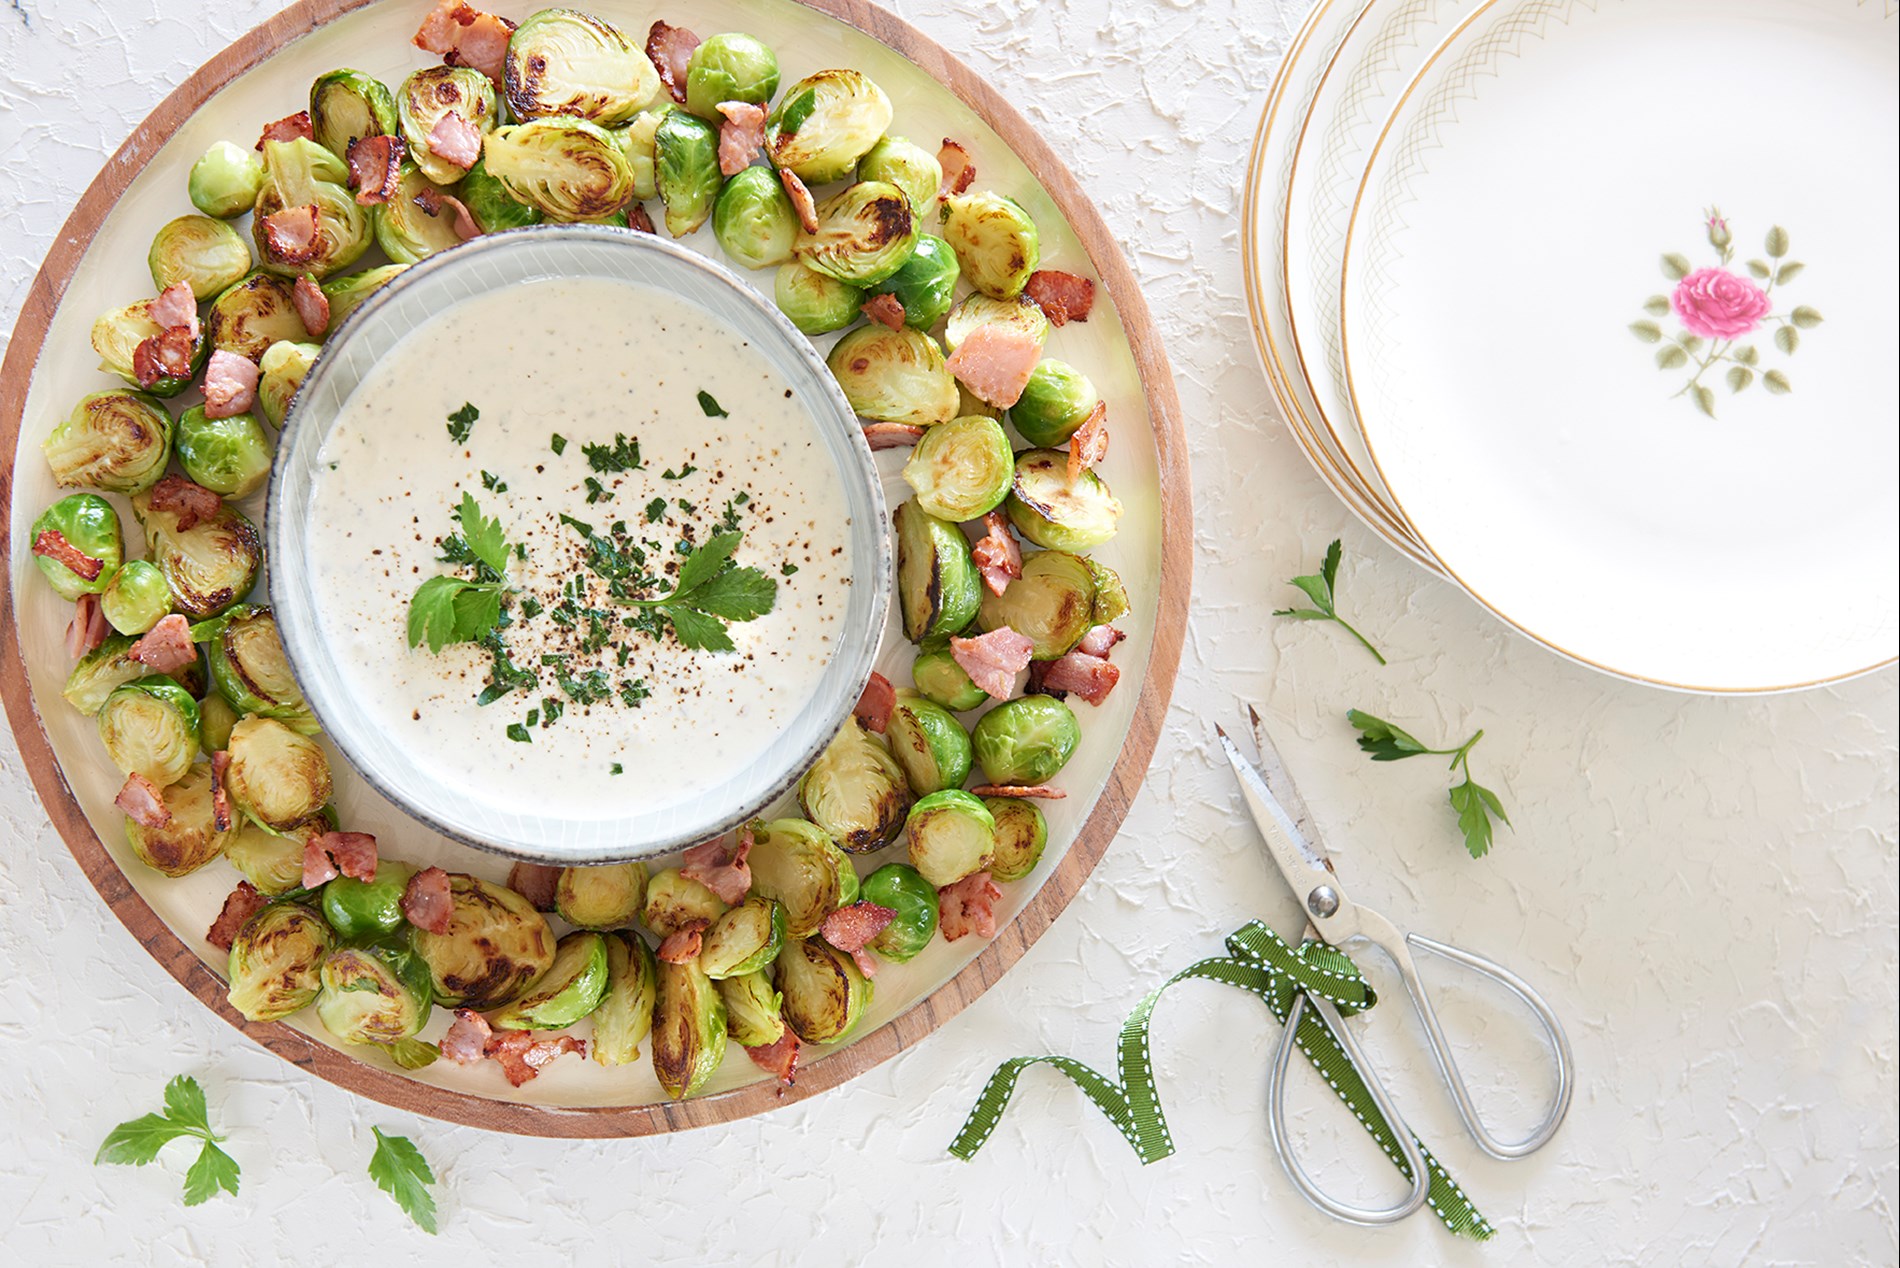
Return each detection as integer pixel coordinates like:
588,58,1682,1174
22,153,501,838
1789,306,1823,329
1628,320,1662,343
1656,345,1689,370
1774,325,1799,355
1691,384,1715,418
1775,261,1804,285
1680,334,1703,352
1661,252,1692,280
1764,226,1789,258
1643,295,1671,316
1747,259,1771,278
1727,366,1753,393
1734,344,1760,366
1763,369,1792,395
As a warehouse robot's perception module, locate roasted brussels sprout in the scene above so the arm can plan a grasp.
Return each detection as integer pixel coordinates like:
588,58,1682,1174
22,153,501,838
773,260,863,335
491,930,610,1030
31,494,122,601
252,138,372,278
196,693,238,756
319,263,406,333
957,382,1002,420
941,190,1040,299
189,141,265,219
309,68,398,159
798,719,911,853
41,389,173,495
316,940,434,1044
906,789,997,888
712,166,797,269
208,272,307,362
766,69,893,184
555,862,647,930
685,32,780,119
591,931,659,1066
64,636,150,716
485,116,636,223
461,156,543,233
972,695,1081,787
101,560,173,636
256,340,320,427
398,65,498,186
747,817,849,939
717,969,785,1048
655,109,721,236
1011,359,1101,448
1007,449,1124,550
611,108,666,200
984,797,1049,882
944,291,1050,354
504,8,658,125
223,715,331,830
227,901,335,1021
860,863,938,962
148,215,252,301
836,852,861,907
642,868,730,936
911,647,988,713
91,300,206,398
775,936,872,1044
902,414,1013,521
826,325,958,427
699,896,787,979
175,406,273,499
894,498,982,643
371,163,466,264
224,819,306,894
886,693,973,796
321,860,417,942
411,873,556,1009
208,607,312,732
866,232,958,332
124,761,235,877
858,136,942,223
796,181,916,287
1089,558,1130,626
652,958,727,1098
131,488,262,619
98,677,200,787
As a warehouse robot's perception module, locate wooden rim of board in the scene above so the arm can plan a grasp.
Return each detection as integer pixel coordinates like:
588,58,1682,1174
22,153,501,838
0,0,1192,1137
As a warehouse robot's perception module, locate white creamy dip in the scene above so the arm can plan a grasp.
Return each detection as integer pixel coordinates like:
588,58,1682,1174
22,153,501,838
305,276,852,822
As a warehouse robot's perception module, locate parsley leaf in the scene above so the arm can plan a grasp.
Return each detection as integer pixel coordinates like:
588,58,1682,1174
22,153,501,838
446,402,479,444
550,433,567,455
688,565,777,621
1449,777,1509,860
95,1114,192,1167
182,1143,241,1207
665,604,736,652
582,433,643,473
1273,539,1385,664
96,1075,239,1207
1344,709,1431,761
1348,710,1509,859
697,390,727,417
675,529,742,593
368,1127,438,1235
457,492,511,575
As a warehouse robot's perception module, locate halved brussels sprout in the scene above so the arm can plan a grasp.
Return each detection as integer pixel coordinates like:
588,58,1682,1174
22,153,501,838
491,930,610,1030
866,232,958,332
175,406,273,499
699,896,787,980
972,696,1081,787
911,648,988,713
131,488,262,619
196,694,238,756
957,382,1002,420
591,931,659,1066
685,32,780,119
773,260,863,335
652,958,727,1098
189,141,265,219
858,136,942,223
31,494,122,601
461,156,543,233
1007,449,1124,551
256,340,320,427
91,300,206,398
224,820,306,894
411,873,557,1009
124,761,235,877
712,166,797,269
102,560,173,636
766,69,892,184
984,797,1049,882
309,68,398,159
397,65,499,186
252,138,372,279
555,862,648,930
944,292,1050,353
320,263,406,333
385,1038,441,1069
941,190,1040,299
321,860,417,941
371,163,465,264
796,181,917,287
1089,558,1130,626
98,677,201,787
1011,359,1100,447
42,389,173,495
827,325,958,427
775,936,872,1044
224,715,331,830
906,789,996,888
485,116,635,223
902,414,1013,521
227,901,335,1021
643,868,730,936
977,549,1096,661
747,817,848,939
504,8,658,125
148,215,252,301
316,940,434,1044
860,863,938,962
64,636,150,716
611,108,666,200
895,498,981,644
836,852,861,907
717,969,785,1048
655,109,721,237
208,272,307,362
886,693,973,796
798,719,911,854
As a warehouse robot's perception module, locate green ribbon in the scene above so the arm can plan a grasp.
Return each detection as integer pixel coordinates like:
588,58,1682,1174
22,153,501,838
948,920,1496,1241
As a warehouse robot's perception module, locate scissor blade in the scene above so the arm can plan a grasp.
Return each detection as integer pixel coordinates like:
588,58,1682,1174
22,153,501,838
1217,728,1336,904
1247,705,1324,864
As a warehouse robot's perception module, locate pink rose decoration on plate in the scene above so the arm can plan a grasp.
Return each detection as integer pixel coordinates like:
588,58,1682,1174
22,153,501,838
1671,267,1772,339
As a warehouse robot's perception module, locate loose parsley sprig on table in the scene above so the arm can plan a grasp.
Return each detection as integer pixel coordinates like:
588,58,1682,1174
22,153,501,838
1274,539,1386,665
367,1127,438,1234
407,493,515,653
1347,709,1510,859
94,1075,240,1206
608,528,776,653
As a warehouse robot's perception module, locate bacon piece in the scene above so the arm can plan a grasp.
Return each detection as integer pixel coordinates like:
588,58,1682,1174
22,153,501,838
426,112,483,170
1067,401,1109,481
681,826,753,905
485,1030,585,1087
853,672,895,733
320,831,379,882
970,510,1023,597
821,902,896,955
745,1029,800,1087
629,203,656,234
132,326,196,387
209,750,234,832
302,837,340,888
130,614,197,674
938,871,1002,942
1024,269,1096,327
31,529,105,581
951,627,1035,701
256,110,313,150
146,475,222,532
968,784,1067,800
645,21,700,104
508,861,561,911
847,946,881,978
861,293,906,331
66,594,109,660
346,134,405,205
441,1007,493,1064
413,0,516,83
205,882,267,953
716,101,766,176
202,348,261,419
115,772,171,829
261,203,322,266
945,322,1041,409
862,422,924,451
937,139,975,196
1077,625,1125,658
1038,650,1120,706
148,282,199,341
779,167,818,234
411,185,482,241
657,926,706,964
292,275,330,338
402,866,454,934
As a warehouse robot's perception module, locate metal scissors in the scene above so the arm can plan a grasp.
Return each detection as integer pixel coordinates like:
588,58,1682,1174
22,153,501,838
1217,706,1575,1226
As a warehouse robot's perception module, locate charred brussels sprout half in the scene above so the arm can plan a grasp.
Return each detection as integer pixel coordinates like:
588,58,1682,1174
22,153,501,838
227,901,335,1021
124,762,235,877
775,936,872,1044
685,32,780,120
461,157,543,233
256,340,321,427
773,260,864,335
131,488,263,619
712,166,798,269
591,931,659,1066
316,940,434,1045
911,647,988,713
1089,558,1131,626
309,68,398,159
798,720,911,854
321,860,416,942
717,969,785,1048
984,797,1049,882
490,930,610,1030
252,138,372,278
886,693,973,796
102,561,173,636
397,65,498,186
941,191,1040,299
224,820,308,894
224,715,332,830
611,108,666,200
858,136,942,222
196,691,239,755
866,232,959,332
175,406,273,499
642,868,730,936
699,896,787,979
208,273,308,362
504,8,658,125
766,69,892,184
827,325,958,428
972,695,1081,787
189,141,266,219
91,300,206,398
555,861,648,930
860,863,938,962
42,389,173,495
906,789,997,888
902,414,1013,521
652,958,727,1098
655,109,721,237
64,636,152,716
371,164,466,265
944,291,1050,353
894,498,981,644
98,677,201,787
31,494,122,601
148,215,252,301
411,873,556,1009
1011,360,1101,448
796,181,916,287
1007,449,1125,551
746,817,848,939
485,116,635,223
209,606,316,732
320,263,407,332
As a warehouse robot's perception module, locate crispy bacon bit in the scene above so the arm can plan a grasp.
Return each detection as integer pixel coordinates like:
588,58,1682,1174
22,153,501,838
426,112,483,170
861,293,906,331
485,1030,585,1086
413,0,516,83
745,1029,800,1087
346,134,406,205
681,826,754,905
716,101,766,176
413,185,482,240
148,282,199,341
132,326,196,388
205,882,267,953
31,529,105,581
508,861,561,911
261,203,322,266
146,475,222,532
292,275,330,338
115,772,171,829
821,902,896,955
971,510,1023,597
938,138,975,197
130,614,197,673
66,594,109,660
779,167,818,234
945,322,1041,409
847,946,881,978
645,21,701,104
302,837,340,888
255,110,313,150
202,348,261,419
657,926,707,964
939,871,1003,942
1038,649,1120,705
209,750,234,832
402,866,454,934
968,784,1068,799
1024,269,1097,326
1067,401,1109,480
441,1007,493,1064
322,831,379,881
1077,625,1125,658
853,672,896,733
862,422,925,451
629,203,656,234
951,627,1036,700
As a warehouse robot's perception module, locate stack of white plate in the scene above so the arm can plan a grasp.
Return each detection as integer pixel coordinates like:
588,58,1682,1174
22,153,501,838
1245,0,1898,692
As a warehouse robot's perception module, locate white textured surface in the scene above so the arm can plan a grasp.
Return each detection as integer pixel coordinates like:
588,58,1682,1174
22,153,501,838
1,2,1895,1265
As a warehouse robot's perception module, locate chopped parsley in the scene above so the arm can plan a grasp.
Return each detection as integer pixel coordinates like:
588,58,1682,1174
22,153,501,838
446,402,479,445
584,476,612,504
662,464,697,480
582,433,643,473
518,597,543,620
696,390,727,417
782,563,799,576
505,723,531,743
550,433,567,455
540,697,564,728
618,679,650,708
610,763,624,775
646,497,668,523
